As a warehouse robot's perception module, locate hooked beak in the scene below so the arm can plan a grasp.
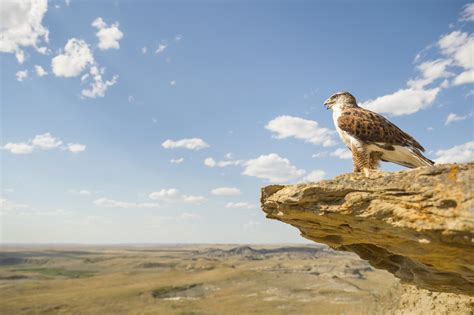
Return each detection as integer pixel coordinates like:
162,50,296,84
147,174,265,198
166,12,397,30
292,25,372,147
323,98,332,110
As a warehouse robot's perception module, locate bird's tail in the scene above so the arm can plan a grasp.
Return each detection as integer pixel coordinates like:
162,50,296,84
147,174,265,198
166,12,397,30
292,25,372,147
408,148,435,168
382,146,434,169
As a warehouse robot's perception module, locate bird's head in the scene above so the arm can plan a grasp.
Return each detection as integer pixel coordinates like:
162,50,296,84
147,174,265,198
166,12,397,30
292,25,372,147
324,91,358,111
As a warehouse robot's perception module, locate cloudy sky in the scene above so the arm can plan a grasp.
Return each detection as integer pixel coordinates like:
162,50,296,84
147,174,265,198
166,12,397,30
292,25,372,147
1,0,473,244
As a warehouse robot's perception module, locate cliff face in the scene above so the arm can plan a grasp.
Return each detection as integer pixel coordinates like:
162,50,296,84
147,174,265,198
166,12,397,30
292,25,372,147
261,163,474,296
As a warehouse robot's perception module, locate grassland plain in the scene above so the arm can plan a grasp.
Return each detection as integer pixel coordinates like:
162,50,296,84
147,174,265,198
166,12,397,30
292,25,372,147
0,244,468,314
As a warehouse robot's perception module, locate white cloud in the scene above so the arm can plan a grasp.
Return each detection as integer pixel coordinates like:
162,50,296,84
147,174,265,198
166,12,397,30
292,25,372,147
435,141,474,163
266,115,335,147
174,34,183,41
460,3,474,22
445,113,470,125
149,189,206,204
3,142,33,154
2,133,84,154
181,195,206,204
15,49,25,63
170,80,176,86
162,138,209,150
453,69,474,86
155,43,167,54
407,59,452,89
204,157,216,167
303,170,326,182
170,157,184,164
0,0,49,61
180,212,200,220
216,160,244,167
52,38,93,77
438,31,474,71
81,65,118,98
92,17,123,50
203,156,244,168
242,153,305,183
330,148,352,159
438,31,468,54
91,17,106,29
15,70,28,81
440,79,450,88
36,46,47,54
34,65,47,76
32,132,62,149
225,202,257,209
311,151,328,158
66,143,86,153
141,46,147,54
211,187,241,196
362,87,441,116
81,73,89,82
94,198,159,209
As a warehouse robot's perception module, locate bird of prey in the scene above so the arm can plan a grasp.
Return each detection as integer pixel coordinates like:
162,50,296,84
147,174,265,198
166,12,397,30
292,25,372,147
324,91,434,175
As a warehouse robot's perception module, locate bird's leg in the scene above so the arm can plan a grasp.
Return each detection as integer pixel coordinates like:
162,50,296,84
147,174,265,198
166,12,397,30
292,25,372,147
351,144,369,175
367,151,385,178
369,151,383,170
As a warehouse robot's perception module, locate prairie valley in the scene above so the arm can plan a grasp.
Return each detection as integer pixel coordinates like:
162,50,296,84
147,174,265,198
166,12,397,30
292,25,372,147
0,244,402,314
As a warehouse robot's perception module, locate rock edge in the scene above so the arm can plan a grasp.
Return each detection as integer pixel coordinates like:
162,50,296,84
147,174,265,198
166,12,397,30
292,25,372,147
260,163,474,296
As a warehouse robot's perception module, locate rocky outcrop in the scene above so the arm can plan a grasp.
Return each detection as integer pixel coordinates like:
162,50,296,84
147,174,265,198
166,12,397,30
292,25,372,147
261,163,474,296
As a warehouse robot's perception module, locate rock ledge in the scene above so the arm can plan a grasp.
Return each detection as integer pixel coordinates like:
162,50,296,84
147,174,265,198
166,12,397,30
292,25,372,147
261,163,474,296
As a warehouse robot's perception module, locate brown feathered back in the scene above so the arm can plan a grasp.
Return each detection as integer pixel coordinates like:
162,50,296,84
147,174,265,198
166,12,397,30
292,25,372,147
337,108,425,152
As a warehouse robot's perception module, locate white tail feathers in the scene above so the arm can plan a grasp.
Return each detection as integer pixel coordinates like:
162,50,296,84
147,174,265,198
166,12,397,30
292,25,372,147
380,145,434,169
410,148,435,167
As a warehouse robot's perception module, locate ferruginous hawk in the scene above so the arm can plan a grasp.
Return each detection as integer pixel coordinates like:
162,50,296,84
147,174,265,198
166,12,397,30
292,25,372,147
324,91,434,175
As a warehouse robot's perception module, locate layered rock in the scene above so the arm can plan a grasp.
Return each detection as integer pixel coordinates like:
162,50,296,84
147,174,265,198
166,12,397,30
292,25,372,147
261,163,474,296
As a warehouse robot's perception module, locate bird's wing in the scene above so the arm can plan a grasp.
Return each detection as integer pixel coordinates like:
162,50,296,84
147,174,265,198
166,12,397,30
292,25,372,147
337,108,425,151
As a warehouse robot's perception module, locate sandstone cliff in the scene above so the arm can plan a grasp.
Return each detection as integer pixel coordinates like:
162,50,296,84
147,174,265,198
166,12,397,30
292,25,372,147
261,163,474,296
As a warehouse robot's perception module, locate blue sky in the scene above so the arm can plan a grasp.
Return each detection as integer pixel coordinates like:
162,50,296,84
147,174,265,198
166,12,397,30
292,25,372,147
1,0,473,244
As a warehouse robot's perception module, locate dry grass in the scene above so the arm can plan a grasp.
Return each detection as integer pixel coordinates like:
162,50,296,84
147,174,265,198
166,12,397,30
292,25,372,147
0,244,402,314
